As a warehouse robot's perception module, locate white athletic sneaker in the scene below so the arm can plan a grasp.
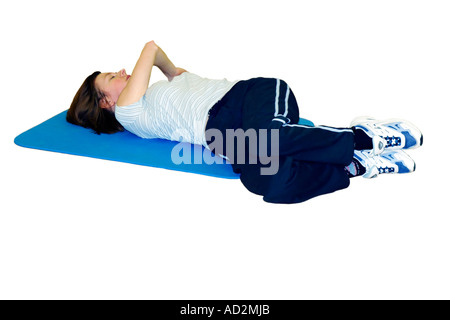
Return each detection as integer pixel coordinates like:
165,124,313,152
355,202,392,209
353,149,416,179
350,116,423,156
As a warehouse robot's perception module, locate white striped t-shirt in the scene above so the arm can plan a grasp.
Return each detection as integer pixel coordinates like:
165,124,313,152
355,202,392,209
114,72,239,148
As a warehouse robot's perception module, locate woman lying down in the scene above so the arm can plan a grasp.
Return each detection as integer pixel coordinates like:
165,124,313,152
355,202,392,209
67,41,423,204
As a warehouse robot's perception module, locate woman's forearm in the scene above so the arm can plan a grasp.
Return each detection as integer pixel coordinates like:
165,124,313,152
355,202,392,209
154,46,177,80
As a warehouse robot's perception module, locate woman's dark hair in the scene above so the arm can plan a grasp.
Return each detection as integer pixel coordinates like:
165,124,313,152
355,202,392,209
67,71,124,134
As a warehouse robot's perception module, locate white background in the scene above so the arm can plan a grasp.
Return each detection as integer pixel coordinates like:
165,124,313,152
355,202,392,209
1,0,449,299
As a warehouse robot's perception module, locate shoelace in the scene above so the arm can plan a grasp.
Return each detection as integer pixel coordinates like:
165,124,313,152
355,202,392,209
385,136,402,147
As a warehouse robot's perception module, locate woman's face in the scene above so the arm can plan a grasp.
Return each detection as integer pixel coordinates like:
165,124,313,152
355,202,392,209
95,69,131,111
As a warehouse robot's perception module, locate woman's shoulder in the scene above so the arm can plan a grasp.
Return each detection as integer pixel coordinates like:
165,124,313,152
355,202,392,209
115,95,145,118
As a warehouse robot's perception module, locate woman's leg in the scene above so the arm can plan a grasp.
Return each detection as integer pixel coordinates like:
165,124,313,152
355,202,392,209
240,78,355,166
206,77,354,203
241,156,350,204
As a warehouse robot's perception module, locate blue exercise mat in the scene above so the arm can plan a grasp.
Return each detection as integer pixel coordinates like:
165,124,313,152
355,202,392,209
14,110,314,179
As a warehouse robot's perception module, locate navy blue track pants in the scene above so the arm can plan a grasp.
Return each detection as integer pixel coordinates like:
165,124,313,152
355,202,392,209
205,78,355,204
